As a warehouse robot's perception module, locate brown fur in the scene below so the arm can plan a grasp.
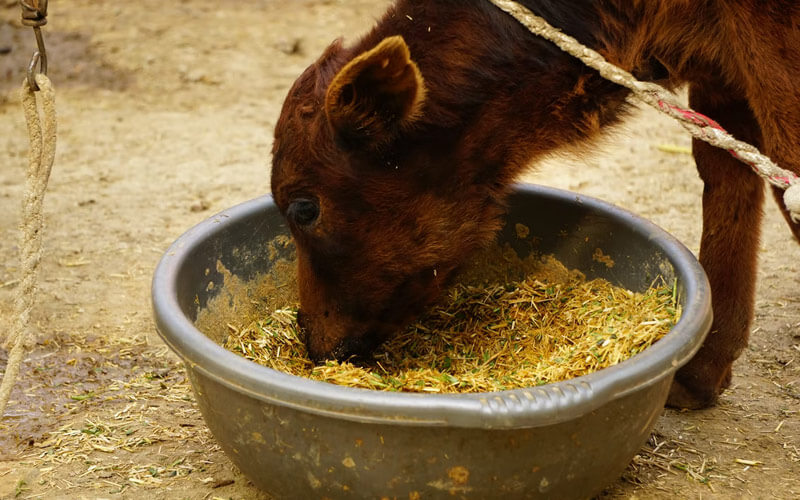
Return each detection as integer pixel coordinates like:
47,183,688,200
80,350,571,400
270,0,800,408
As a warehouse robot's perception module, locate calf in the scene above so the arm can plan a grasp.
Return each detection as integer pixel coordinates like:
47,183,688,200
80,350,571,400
270,0,800,408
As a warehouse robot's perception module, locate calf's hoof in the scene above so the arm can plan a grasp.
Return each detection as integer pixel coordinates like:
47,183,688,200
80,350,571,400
666,379,719,409
667,362,733,409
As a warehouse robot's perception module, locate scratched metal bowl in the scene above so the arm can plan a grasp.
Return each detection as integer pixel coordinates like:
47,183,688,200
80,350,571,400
152,184,711,500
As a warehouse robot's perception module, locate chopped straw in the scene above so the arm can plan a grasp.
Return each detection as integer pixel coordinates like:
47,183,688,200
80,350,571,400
223,266,681,394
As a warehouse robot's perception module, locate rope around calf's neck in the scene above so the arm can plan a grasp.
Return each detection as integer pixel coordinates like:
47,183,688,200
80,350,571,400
0,75,56,419
488,0,800,223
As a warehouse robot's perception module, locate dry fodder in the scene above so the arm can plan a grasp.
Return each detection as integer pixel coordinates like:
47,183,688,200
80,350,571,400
224,264,680,393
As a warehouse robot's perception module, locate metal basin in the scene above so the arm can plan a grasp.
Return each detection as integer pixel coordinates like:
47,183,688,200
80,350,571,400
152,184,712,499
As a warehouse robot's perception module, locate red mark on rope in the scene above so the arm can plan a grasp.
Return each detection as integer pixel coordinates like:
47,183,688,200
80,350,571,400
656,100,800,185
658,100,725,130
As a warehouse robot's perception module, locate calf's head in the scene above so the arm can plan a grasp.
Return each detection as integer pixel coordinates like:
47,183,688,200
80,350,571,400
271,36,507,361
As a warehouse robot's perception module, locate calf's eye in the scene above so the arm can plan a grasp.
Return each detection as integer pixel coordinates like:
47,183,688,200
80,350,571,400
287,198,320,227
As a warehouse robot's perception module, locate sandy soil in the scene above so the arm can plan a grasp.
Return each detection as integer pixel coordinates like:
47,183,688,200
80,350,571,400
0,1,798,498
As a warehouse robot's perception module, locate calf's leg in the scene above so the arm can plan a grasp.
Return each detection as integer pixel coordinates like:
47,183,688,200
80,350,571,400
667,85,764,409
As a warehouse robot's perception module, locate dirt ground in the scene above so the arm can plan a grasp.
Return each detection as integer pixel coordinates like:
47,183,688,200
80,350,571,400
0,1,798,499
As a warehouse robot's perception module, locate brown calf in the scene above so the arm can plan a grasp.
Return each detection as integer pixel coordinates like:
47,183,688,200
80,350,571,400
270,0,800,409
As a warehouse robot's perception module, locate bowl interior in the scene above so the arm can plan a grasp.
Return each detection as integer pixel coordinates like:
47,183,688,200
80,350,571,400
152,184,712,428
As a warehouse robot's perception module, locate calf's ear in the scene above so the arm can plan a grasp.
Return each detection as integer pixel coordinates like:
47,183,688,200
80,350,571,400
325,36,426,149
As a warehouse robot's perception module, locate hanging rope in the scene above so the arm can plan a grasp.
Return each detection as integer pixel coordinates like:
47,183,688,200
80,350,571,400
0,75,56,418
0,2,55,419
488,0,800,223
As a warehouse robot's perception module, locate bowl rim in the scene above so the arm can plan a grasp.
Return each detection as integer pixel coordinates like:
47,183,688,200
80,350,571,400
151,183,712,429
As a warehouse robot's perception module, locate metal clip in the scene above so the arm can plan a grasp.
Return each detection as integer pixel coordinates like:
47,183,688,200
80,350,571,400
19,0,48,27
20,0,48,91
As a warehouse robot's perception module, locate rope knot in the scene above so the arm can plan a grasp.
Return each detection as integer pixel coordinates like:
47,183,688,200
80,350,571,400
19,0,48,28
784,182,800,224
